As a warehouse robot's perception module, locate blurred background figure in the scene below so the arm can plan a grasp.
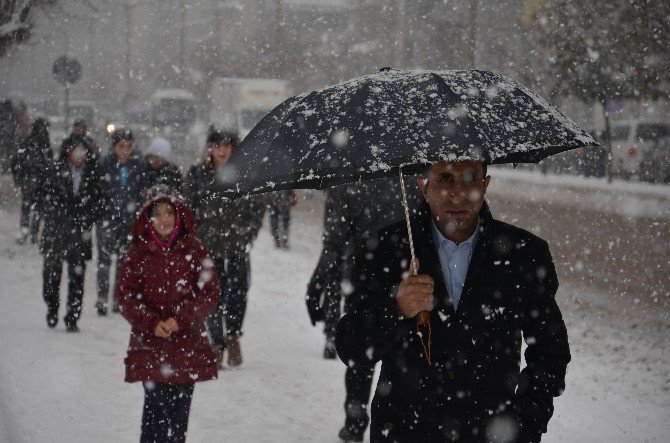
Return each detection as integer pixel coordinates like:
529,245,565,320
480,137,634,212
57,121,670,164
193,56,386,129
59,117,100,158
145,136,182,191
11,118,52,245
306,177,421,442
182,130,264,368
96,128,147,316
0,99,21,173
37,138,104,332
267,189,297,249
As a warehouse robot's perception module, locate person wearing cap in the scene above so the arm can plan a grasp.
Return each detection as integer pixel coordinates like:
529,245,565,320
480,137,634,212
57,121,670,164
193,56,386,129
59,117,100,159
145,136,182,192
182,130,265,368
95,128,148,316
36,137,104,332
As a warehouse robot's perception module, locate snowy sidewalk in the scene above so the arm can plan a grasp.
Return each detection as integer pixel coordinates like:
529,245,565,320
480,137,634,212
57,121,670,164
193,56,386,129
0,188,668,442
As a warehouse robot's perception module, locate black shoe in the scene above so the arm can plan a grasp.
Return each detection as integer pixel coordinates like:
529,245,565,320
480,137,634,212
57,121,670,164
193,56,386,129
46,312,58,328
338,426,364,442
323,337,337,359
111,304,120,313
95,300,108,317
65,321,80,333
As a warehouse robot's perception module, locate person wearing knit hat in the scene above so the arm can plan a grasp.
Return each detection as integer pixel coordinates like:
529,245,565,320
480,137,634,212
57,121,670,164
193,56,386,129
145,137,182,192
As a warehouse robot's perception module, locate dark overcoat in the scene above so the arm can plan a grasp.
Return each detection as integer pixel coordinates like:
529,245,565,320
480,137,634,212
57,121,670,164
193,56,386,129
146,160,183,192
38,156,104,259
100,151,148,230
336,202,570,443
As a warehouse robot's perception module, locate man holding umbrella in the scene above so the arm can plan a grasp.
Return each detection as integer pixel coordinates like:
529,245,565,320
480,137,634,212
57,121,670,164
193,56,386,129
336,160,570,442
217,68,587,442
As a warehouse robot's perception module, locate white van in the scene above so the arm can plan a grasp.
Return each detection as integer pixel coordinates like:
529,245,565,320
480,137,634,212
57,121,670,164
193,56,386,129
610,119,670,176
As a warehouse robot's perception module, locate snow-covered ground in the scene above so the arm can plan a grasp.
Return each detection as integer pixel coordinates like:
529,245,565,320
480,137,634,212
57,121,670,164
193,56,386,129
0,172,668,442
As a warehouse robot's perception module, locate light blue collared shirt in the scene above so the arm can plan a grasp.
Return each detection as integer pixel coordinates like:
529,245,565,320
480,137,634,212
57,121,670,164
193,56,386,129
70,165,83,195
430,219,480,311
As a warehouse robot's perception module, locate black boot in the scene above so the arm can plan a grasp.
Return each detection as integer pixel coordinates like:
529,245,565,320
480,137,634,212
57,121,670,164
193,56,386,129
64,315,79,333
46,308,58,328
95,300,108,317
338,425,364,442
65,321,80,333
323,337,337,359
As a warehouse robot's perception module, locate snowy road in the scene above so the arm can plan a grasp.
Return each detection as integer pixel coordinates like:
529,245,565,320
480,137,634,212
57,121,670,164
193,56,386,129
0,172,668,442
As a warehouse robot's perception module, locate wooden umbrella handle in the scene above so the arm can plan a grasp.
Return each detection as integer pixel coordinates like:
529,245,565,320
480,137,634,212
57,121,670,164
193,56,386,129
416,310,430,325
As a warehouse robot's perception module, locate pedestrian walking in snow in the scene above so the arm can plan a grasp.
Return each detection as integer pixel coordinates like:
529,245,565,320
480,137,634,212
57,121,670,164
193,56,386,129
37,138,104,332
96,128,148,316
306,177,421,442
336,161,571,442
59,117,100,158
116,185,220,443
145,136,182,192
11,118,52,245
267,189,297,249
182,130,264,368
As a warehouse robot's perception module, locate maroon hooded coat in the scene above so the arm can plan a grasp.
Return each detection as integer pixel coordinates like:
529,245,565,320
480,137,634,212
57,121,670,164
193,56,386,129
116,192,220,384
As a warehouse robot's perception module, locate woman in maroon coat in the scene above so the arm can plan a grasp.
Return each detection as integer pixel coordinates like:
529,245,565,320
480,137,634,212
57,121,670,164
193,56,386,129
116,185,220,443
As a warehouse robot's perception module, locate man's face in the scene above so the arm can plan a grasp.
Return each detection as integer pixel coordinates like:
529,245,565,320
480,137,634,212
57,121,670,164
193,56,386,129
68,145,87,170
416,161,490,240
73,124,86,135
113,139,133,164
210,141,234,167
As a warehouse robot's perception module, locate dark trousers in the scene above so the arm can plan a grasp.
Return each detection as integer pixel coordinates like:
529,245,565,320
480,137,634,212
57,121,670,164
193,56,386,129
141,382,194,443
268,203,291,245
96,222,130,307
43,249,86,323
344,366,375,435
19,189,39,242
207,254,250,346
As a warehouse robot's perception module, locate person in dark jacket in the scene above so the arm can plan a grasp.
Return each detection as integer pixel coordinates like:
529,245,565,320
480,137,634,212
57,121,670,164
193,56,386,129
145,136,182,191
116,185,220,443
11,118,52,244
59,118,100,158
307,177,422,442
336,161,571,443
267,189,297,249
96,128,148,316
37,139,104,332
0,99,21,172
182,130,265,368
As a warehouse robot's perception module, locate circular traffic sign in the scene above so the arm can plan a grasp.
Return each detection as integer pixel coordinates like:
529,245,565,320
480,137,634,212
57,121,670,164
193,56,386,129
53,56,82,85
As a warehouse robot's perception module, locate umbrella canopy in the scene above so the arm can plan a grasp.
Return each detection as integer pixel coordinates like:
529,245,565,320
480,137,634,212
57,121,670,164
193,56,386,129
217,68,598,196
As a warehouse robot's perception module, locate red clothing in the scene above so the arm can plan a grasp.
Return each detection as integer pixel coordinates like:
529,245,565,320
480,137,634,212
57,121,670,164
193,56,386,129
116,195,220,384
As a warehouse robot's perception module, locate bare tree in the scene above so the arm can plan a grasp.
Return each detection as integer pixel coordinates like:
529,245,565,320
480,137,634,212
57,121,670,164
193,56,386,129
0,0,64,56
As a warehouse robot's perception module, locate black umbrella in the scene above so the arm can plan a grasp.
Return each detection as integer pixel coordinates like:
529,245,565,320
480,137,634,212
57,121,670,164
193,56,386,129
218,68,597,196
217,68,598,364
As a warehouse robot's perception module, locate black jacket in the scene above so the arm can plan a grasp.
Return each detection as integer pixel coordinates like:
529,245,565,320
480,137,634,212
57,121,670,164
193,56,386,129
38,156,105,259
306,177,422,324
336,202,570,443
11,130,52,194
146,161,182,192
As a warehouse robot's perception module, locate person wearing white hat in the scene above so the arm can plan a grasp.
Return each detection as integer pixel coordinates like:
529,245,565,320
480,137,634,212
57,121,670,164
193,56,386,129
145,137,182,192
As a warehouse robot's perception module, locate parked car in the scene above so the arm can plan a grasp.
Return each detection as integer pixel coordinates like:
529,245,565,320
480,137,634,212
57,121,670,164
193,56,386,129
639,136,670,184
609,119,670,178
